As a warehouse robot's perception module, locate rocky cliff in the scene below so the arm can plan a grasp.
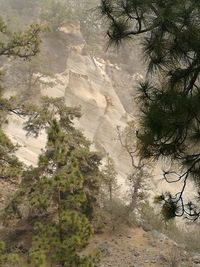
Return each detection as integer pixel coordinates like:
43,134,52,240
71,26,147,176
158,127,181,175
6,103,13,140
3,26,139,192
2,25,195,201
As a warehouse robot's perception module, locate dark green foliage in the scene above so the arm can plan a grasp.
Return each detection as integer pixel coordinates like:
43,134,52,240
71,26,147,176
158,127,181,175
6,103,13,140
162,201,178,220
0,16,42,185
0,240,25,267
0,128,23,184
100,0,200,220
0,6,101,265
155,192,179,220
28,137,94,266
101,156,118,202
0,16,42,59
26,108,100,266
4,97,101,266
23,96,82,137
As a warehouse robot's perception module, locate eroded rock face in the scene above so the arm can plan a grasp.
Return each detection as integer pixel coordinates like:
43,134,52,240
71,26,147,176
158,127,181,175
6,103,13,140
3,29,134,190
40,44,135,187
3,27,195,200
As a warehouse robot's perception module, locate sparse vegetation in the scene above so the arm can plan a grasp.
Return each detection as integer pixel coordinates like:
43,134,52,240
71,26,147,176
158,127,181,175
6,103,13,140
0,1,200,266
140,201,200,254
117,123,151,222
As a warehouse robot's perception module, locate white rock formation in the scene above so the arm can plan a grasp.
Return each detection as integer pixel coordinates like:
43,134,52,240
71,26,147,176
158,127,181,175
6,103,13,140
2,28,195,202
3,41,134,191
42,46,135,188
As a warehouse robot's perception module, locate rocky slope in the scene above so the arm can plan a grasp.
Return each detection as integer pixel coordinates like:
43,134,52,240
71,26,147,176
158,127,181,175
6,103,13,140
2,24,196,202
3,26,138,190
89,226,198,267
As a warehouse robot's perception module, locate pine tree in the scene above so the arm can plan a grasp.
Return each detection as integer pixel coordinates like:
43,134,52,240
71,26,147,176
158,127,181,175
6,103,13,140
0,6,101,264
100,0,200,221
0,240,25,267
0,16,43,265
0,16,42,184
0,16,41,59
102,155,118,203
28,121,94,267
4,97,101,266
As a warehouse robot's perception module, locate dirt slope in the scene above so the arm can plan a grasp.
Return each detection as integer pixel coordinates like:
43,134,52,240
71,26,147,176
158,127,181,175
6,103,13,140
88,226,195,267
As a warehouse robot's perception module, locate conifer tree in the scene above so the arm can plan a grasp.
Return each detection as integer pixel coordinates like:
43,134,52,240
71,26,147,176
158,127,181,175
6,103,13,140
28,120,95,267
100,0,200,220
0,240,24,267
102,155,118,202
0,16,42,184
4,97,101,266
23,97,101,219
0,15,43,264
0,16,41,59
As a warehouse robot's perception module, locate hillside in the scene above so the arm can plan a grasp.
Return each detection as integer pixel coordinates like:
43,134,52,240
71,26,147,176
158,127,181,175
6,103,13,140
0,1,200,266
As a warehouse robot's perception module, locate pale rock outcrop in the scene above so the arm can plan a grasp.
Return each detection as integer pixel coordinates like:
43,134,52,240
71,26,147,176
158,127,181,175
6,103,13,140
41,45,133,187
3,40,133,190
3,28,195,201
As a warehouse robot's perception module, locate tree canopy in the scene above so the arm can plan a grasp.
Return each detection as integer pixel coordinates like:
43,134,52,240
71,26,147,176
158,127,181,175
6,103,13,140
0,17,41,59
2,97,101,266
100,0,200,220
0,16,42,186
25,109,98,266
